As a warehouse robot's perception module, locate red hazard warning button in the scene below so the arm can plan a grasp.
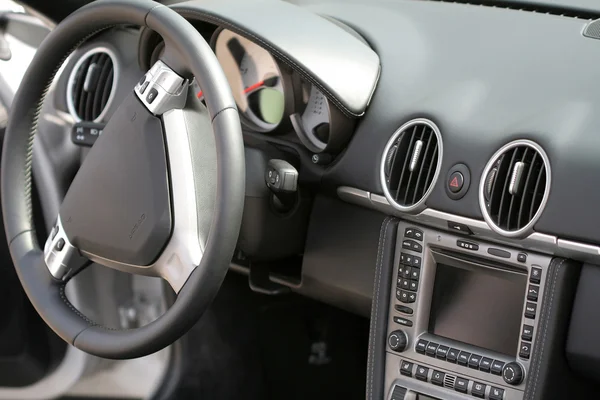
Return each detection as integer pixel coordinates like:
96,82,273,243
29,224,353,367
448,172,464,193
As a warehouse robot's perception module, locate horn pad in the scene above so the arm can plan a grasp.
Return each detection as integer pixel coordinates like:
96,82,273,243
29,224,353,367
59,93,172,266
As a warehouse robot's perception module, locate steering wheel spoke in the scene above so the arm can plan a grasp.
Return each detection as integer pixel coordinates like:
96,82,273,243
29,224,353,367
135,60,189,116
43,217,91,281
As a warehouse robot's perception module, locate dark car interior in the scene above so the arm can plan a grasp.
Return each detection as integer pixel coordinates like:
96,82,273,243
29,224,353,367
2,0,600,399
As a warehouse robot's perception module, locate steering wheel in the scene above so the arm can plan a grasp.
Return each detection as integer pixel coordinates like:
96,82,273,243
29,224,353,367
1,0,245,359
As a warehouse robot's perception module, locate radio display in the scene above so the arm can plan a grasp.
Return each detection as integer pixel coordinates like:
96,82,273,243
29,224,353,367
428,263,527,356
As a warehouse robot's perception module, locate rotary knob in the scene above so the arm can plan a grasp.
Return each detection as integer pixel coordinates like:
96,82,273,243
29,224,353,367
388,330,408,352
502,362,524,385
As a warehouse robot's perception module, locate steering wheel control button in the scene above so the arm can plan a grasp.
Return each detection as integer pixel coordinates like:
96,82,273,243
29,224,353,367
522,325,534,341
457,240,479,251
502,362,524,385
146,87,159,104
527,285,540,301
525,302,537,319
431,370,445,386
400,361,414,377
471,382,487,398
518,252,528,263
445,163,471,200
416,339,428,354
454,377,469,393
490,387,505,400
519,342,531,359
55,238,65,252
415,365,429,381
491,360,505,375
139,80,149,94
72,122,105,147
448,221,473,235
388,330,408,352
530,267,542,284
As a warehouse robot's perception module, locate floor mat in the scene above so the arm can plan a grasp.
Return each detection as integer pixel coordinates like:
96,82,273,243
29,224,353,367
170,273,369,400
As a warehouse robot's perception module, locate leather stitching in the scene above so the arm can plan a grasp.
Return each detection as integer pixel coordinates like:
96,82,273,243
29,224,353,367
367,216,393,400
528,258,567,400
172,8,361,118
59,285,97,326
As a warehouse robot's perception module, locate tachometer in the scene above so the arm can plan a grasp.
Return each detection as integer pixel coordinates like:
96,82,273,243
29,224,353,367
214,29,287,132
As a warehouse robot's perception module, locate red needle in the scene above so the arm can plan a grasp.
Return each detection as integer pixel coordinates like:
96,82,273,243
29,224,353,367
197,80,266,99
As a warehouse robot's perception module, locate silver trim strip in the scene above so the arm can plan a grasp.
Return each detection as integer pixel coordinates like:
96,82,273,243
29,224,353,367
479,139,552,238
336,186,600,264
380,118,443,214
66,47,119,123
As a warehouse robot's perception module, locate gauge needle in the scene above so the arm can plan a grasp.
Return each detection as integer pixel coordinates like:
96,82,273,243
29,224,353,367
197,76,279,99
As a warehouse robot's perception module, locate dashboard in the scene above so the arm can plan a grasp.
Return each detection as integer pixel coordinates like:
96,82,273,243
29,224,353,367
31,0,600,399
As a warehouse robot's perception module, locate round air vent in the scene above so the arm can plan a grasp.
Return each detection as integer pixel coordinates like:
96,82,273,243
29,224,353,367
380,118,443,212
479,140,551,237
67,47,117,122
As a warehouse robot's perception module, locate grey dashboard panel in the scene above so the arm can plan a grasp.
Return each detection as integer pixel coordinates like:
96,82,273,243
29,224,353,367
309,0,600,245
171,0,380,117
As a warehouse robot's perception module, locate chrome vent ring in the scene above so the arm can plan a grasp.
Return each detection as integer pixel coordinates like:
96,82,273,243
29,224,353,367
380,118,443,213
479,139,551,237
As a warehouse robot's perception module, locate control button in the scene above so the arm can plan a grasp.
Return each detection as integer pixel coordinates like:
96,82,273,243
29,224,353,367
517,253,528,263
146,87,159,104
480,357,493,372
519,342,531,359
457,351,471,366
522,325,534,341
530,267,542,284
138,75,147,86
468,354,482,369
402,239,423,253
400,266,412,278
395,305,413,315
404,254,414,266
502,362,524,385
412,256,422,268
454,377,469,393
409,280,418,292
400,360,413,377
525,302,537,319
395,289,404,302
400,253,407,264
457,240,479,251
490,387,505,400
436,345,449,360
448,171,464,193
448,221,473,235
407,292,417,303
388,330,408,352
393,316,413,327
55,238,65,251
390,385,407,400
472,382,486,398
400,279,410,290
139,80,149,94
491,360,505,375
415,365,429,381
410,268,420,281
405,228,424,241
431,370,445,386
416,339,428,354
527,285,540,301
71,122,106,147
488,248,511,258
426,342,439,357
447,348,460,363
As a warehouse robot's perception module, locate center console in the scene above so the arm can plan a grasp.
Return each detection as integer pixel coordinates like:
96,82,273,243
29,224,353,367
384,221,551,400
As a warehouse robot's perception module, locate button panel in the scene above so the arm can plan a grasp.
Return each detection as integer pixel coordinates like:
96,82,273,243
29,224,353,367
457,240,479,251
394,228,423,332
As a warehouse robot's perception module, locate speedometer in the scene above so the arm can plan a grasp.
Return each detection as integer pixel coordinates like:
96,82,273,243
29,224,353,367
214,29,287,132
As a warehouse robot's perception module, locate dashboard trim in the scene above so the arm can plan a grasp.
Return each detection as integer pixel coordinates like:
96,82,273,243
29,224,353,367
338,186,600,265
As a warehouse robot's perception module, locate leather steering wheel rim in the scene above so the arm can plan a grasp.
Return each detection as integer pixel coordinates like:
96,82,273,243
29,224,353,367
1,0,245,359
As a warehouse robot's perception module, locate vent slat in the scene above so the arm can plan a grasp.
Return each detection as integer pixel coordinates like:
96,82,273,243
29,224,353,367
70,50,114,122
403,125,427,204
411,128,434,204
383,120,440,209
394,125,418,202
484,142,548,233
497,149,519,228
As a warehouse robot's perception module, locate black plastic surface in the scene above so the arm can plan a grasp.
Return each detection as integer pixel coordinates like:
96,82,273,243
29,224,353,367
60,93,172,266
